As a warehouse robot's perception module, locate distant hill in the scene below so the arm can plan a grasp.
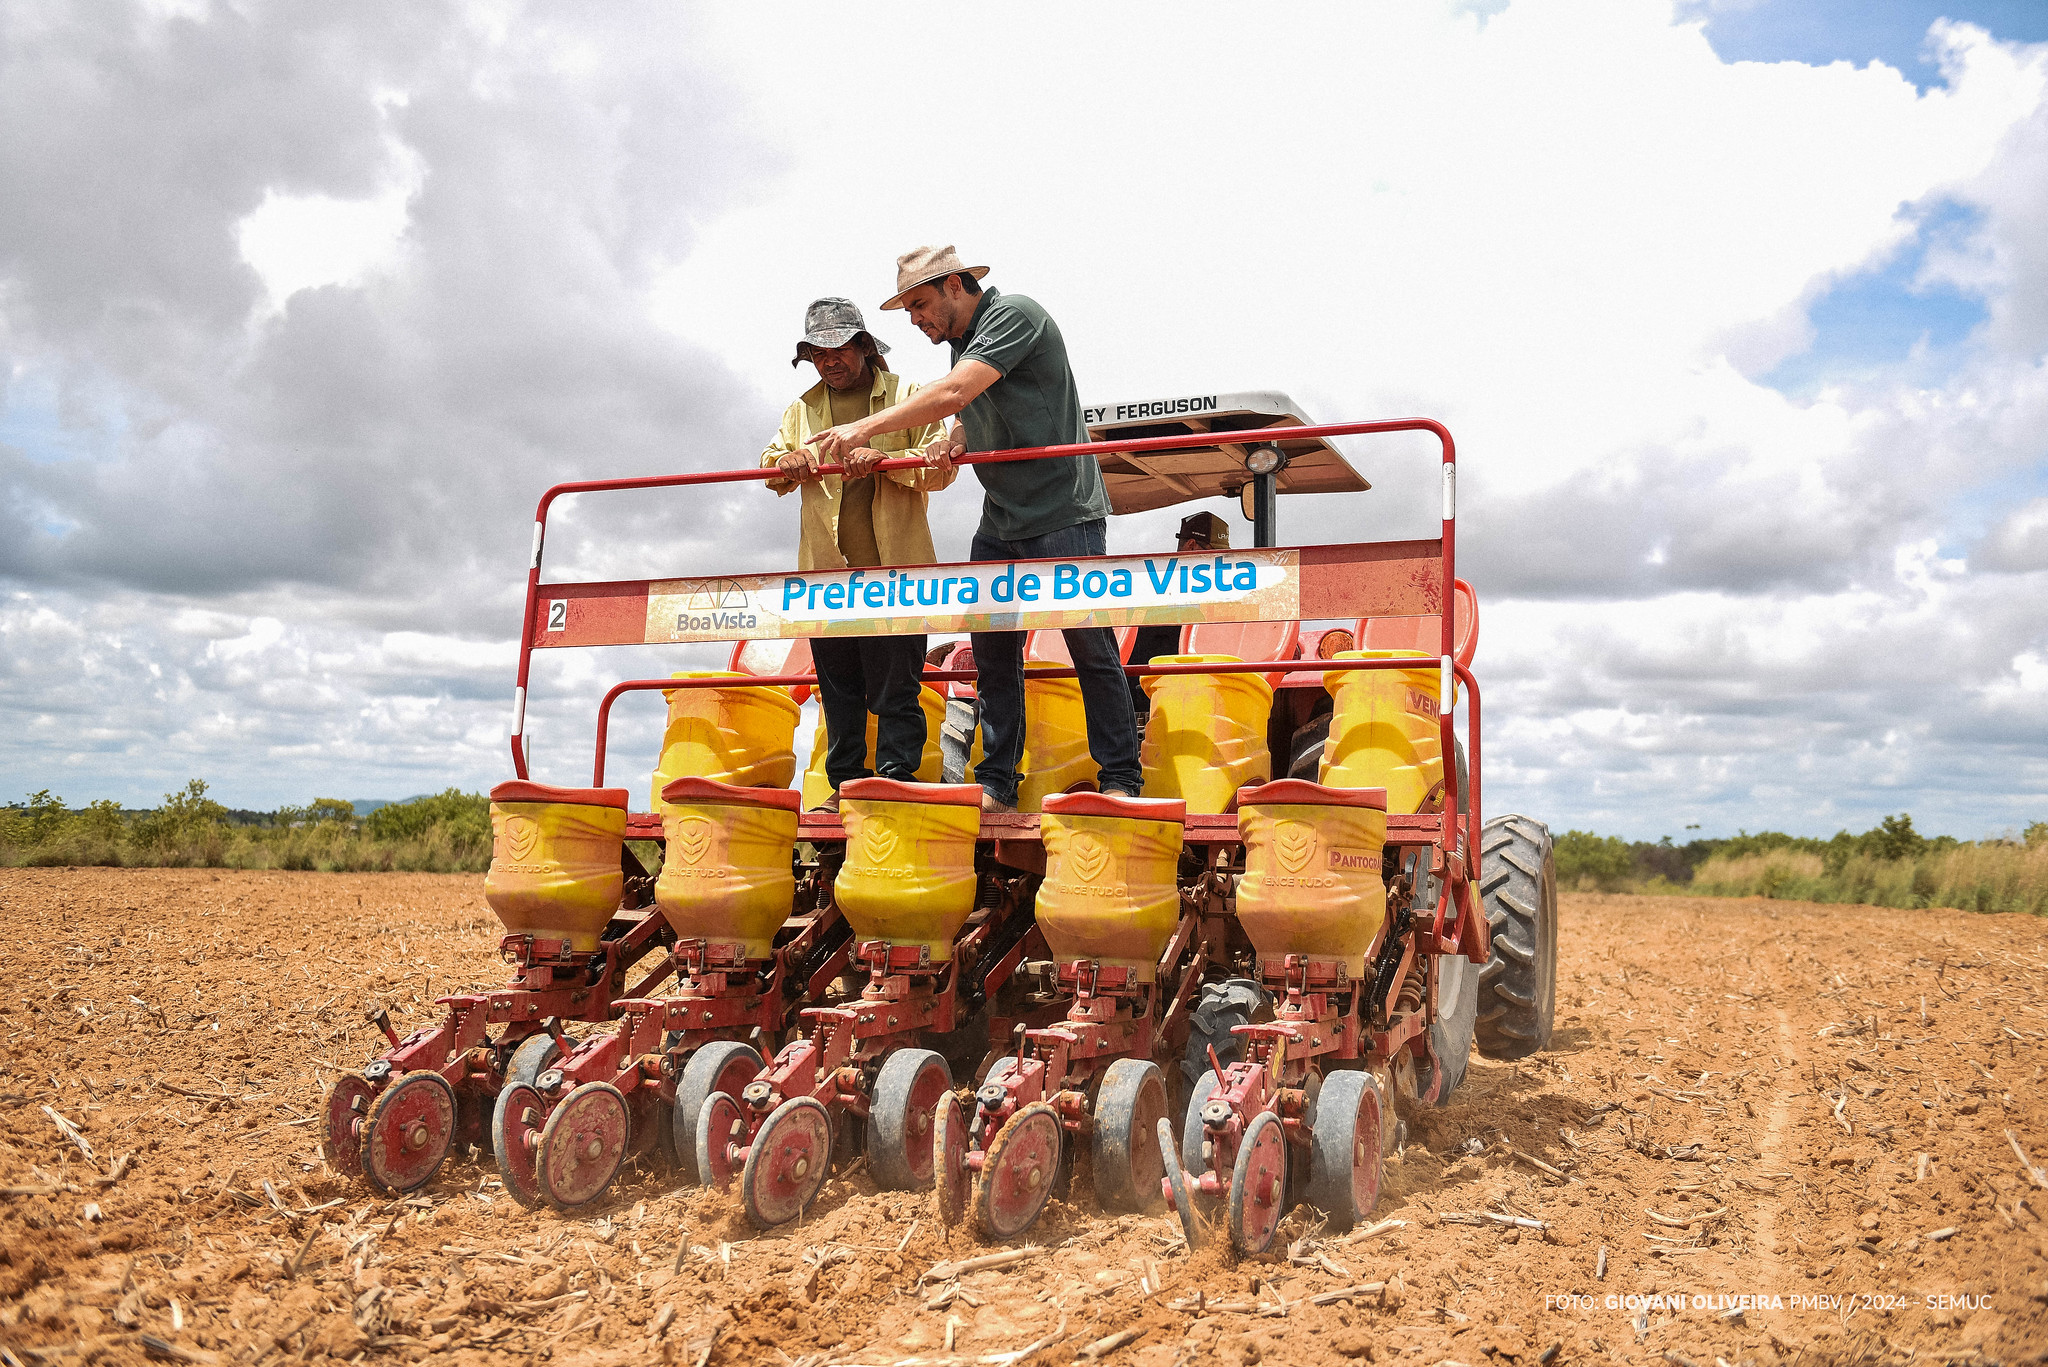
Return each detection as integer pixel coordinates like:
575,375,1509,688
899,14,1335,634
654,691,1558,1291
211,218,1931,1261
348,797,430,816
88,796,433,823
210,799,428,826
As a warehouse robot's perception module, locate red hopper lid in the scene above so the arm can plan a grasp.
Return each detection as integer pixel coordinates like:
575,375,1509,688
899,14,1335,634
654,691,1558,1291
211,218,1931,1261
1235,780,1387,811
490,781,630,809
660,777,802,812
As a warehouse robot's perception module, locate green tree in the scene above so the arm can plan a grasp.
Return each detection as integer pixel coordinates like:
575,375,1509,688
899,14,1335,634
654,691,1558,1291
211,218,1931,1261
1860,813,1925,862
1555,829,1636,890
23,790,68,845
366,790,490,844
75,799,126,844
130,779,230,856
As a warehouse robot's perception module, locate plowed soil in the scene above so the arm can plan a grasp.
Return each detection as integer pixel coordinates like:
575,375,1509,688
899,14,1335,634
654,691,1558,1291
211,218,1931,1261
3,869,2046,1366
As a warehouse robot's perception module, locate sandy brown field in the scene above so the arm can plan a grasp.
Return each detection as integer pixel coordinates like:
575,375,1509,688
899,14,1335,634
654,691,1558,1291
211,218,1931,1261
3,869,2046,1366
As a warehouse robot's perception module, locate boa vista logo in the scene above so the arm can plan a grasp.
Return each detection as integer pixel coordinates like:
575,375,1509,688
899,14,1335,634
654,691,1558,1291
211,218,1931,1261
504,816,541,863
1275,822,1317,874
1067,833,1111,885
672,817,713,865
860,814,899,865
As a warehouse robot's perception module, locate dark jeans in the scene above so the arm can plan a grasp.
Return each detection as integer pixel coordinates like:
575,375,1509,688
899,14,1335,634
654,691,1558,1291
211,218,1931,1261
1127,622,1185,715
811,633,928,789
969,519,1143,805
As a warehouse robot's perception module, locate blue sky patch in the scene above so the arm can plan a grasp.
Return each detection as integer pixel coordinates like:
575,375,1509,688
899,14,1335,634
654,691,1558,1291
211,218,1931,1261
1685,0,2048,92
1762,200,1989,394
0,370,118,467
1946,464,2048,564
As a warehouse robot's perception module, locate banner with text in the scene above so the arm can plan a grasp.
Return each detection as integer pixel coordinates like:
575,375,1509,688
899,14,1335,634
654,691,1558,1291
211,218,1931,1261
616,550,1302,644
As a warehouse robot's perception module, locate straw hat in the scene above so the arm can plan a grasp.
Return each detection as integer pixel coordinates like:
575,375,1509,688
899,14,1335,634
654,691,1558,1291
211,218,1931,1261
880,245,989,310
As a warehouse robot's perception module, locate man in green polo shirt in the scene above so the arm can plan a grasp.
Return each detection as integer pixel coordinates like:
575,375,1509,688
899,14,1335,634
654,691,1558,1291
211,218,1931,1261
807,245,1142,813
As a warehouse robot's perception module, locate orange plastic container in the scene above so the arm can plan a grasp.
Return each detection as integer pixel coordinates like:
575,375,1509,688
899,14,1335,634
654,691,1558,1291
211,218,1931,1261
834,779,983,960
1140,654,1272,813
484,782,629,951
1035,792,1187,981
1320,650,1444,814
1234,780,1389,976
653,777,801,961
651,671,800,813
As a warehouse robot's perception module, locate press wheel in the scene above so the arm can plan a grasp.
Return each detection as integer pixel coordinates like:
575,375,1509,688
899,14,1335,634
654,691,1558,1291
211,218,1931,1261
535,1081,628,1211
1091,1058,1167,1214
932,1092,970,1226
491,1082,547,1208
1179,1068,1223,1219
504,1032,562,1088
869,1049,952,1191
1305,1069,1383,1230
1227,1110,1288,1255
975,1102,1062,1241
1157,1117,1206,1251
319,1073,376,1178
742,1095,834,1229
673,1041,764,1184
694,1091,747,1192
360,1071,456,1195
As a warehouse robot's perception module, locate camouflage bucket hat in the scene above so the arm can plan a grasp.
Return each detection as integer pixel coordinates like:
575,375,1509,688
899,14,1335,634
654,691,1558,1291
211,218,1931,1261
792,297,889,366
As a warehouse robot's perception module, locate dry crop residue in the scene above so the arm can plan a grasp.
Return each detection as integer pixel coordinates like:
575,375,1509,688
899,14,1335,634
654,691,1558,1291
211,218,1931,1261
2,870,2045,1366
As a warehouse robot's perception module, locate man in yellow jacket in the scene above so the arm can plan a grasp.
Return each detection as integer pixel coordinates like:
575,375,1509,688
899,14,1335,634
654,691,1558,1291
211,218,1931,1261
764,297,953,810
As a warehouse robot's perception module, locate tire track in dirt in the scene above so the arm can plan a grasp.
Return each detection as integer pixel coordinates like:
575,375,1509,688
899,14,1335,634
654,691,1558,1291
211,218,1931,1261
1742,1003,1801,1298
0,871,2044,1366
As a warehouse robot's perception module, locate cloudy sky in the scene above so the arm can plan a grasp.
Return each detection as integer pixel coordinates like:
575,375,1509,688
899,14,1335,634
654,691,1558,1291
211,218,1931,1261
2,0,2045,840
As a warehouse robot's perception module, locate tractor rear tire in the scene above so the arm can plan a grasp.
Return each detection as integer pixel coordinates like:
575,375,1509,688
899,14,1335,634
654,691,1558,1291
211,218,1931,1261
1473,814,1557,1059
1285,714,1330,781
1181,979,1268,1106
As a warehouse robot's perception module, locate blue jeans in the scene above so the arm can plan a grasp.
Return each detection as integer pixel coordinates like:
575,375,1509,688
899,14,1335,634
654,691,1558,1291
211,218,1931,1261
969,519,1143,805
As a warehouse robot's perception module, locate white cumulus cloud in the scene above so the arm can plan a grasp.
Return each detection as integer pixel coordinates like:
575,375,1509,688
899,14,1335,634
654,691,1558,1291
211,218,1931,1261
0,0,2043,840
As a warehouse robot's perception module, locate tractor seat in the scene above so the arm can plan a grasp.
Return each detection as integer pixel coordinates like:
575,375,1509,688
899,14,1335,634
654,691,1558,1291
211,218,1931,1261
1356,578,1478,667
727,636,816,705
1024,626,1138,666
